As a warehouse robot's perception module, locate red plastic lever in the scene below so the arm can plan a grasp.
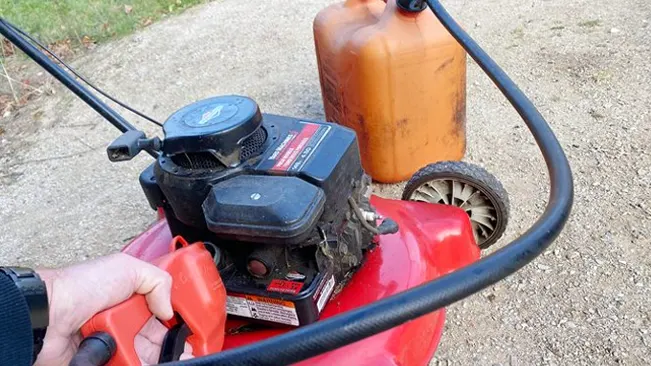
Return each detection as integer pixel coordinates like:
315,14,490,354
80,236,227,366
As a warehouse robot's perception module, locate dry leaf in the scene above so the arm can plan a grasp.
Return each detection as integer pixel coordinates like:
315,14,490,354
49,39,74,60
142,17,153,26
1,38,15,57
124,5,133,14
81,35,96,49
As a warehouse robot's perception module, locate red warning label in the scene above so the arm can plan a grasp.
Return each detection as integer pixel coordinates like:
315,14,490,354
264,122,331,172
267,279,303,295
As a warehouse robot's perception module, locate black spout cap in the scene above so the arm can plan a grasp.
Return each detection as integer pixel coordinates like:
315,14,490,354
69,332,116,366
397,0,427,12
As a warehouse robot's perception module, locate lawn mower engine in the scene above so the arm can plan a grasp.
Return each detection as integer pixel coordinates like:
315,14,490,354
138,95,395,327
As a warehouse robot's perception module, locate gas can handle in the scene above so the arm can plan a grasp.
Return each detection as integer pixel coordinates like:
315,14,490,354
78,238,227,366
79,295,151,366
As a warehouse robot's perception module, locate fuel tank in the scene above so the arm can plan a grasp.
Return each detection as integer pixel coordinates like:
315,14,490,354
313,0,386,124
313,0,467,183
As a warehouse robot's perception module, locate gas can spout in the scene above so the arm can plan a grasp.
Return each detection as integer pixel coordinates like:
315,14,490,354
68,332,116,366
396,0,427,12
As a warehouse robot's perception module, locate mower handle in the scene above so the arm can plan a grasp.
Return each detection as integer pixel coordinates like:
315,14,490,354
0,18,159,159
165,1,574,365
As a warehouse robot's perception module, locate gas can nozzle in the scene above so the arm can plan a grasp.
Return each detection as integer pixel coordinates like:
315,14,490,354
396,0,427,12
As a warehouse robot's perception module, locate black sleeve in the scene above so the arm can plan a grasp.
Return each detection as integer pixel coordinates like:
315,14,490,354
0,272,33,366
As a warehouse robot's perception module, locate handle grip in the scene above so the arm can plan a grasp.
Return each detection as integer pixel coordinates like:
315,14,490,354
80,237,227,366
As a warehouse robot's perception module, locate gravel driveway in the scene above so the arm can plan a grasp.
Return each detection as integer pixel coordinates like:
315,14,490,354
1,0,650,365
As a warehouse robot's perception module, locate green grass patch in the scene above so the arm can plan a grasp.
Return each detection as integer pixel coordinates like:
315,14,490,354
1,0,210,47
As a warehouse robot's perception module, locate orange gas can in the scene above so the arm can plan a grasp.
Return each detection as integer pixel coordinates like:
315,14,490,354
313,0,467,183
313,0,386,123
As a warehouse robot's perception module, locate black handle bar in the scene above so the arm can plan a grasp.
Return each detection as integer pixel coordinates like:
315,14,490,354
0,20,135,133
0,0,573,364
0,18,160,159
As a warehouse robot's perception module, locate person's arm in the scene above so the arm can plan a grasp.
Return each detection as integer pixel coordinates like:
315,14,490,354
1,253,193,366
0,272,34,366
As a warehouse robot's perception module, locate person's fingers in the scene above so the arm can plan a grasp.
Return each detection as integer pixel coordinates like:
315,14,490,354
135,321,195,364
135,332,161,365
127,256,174,321
41,253,176,365
138,316,168,346
136,317,195,364
180,342,194,360
54,252,174,331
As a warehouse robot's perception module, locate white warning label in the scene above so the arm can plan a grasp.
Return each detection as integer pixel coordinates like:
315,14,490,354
316,275,336,312
226,295,251,317
226,294,299,326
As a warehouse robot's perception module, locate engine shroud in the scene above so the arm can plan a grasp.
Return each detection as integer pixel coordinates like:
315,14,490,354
139,95,378,326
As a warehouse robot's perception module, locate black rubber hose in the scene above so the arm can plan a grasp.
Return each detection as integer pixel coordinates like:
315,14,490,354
163,1,574,364
68,332,116,366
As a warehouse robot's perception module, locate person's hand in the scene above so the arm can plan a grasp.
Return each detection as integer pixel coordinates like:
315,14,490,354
34,253,193,365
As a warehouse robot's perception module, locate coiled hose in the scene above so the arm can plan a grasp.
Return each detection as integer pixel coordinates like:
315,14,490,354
162,1,575,364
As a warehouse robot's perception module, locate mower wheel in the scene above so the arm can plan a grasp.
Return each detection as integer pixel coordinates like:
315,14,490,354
402,161,510,249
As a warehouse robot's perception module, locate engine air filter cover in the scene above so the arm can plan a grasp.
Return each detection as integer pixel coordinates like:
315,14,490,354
203,175,326,245
162,95,263,162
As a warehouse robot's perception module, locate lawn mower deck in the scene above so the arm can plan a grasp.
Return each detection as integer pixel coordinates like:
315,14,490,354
122,196,480,365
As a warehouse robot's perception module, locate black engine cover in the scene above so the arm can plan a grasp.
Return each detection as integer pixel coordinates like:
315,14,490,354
144,111,365,242
138,95,378,326
203,175,326,245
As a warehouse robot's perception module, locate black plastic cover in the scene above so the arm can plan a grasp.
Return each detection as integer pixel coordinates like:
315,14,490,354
139,163,164,210
203,175,325,245
254,115,364,224
162,95,262,156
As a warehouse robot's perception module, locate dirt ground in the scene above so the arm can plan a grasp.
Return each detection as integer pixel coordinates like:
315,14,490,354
1,0,650,365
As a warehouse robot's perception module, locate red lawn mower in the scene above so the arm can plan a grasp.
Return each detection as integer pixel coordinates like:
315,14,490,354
0,0,573,365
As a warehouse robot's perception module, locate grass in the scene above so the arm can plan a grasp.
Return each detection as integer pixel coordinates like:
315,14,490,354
0,0,210,116
0,0,210,47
